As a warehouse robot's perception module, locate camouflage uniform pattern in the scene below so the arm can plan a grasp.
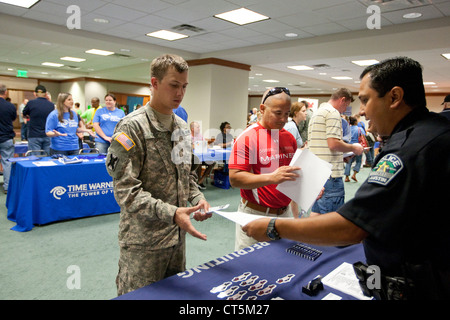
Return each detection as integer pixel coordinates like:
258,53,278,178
106,104,205,295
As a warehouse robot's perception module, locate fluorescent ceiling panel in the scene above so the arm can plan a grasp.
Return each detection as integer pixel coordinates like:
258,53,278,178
287,65,314,71
85,49,114,56
60,56,86,62
146,30,188,41
351,59,379,66
41,62,63,67
214,8,269,25
0,0,39,8
332,76,352,80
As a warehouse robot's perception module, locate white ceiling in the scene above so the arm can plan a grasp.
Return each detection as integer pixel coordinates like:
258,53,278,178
0,0,449,95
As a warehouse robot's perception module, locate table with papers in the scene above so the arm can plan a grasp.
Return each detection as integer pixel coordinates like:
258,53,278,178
115,239,370,300
6,155,120,232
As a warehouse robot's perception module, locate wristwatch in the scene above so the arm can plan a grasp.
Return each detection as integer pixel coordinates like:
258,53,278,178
266,218,281,241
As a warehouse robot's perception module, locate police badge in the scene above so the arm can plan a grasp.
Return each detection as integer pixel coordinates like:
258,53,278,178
368,153,404,186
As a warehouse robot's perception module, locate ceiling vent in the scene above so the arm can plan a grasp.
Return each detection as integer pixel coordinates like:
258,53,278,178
172,24,205,33
311,64,331,69
111,53,133,59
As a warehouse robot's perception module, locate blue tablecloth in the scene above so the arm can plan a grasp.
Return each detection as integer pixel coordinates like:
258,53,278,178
194,148,231,163
6,156,120,232
115,239,367,300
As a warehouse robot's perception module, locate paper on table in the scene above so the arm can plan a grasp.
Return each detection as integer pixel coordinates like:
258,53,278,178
213,210,293,226
276,149,332,212
32,161,57,167
322,262,372,300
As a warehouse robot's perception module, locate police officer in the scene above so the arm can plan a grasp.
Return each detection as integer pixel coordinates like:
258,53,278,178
106,54,211,296
243,57,450,299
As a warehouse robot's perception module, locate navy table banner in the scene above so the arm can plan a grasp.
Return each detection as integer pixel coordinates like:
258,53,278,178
6,155,120,232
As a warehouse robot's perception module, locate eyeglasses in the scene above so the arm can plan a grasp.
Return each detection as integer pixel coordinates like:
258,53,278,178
262,87,291,104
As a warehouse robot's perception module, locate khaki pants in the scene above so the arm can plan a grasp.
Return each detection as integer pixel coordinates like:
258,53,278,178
116,242,185,296
234,199,292,251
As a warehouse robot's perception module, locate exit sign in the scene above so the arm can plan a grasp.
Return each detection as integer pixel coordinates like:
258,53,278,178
17,70,28,78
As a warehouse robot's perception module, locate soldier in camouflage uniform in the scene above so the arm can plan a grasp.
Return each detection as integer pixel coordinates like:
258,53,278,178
106,54,211,296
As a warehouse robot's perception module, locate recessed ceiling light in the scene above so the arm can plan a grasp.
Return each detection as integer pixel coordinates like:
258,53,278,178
42,62,64,67
288,65,314,71
351,59,379,66
423,82,436,85
93,18,109,24
332,76,353,80
214,8,269,25
60,56,86,62
0,0,39,8
85,49,114,56
403,12,422,19
7,68,13,71
146,30,188,41
319,72,327,75
441,53,450,60
285,33,298,38
263,79,280,83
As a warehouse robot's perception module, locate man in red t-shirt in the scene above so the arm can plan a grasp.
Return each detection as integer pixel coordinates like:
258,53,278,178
229,87,300,250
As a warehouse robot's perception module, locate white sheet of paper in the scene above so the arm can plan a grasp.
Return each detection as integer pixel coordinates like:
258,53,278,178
205,204,229,214
322,262,372,300
276,149,332,211
32,161,57,167
213,210,293,226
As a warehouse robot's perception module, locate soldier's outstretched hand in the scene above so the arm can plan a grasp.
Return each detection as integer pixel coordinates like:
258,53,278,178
174,203,209,241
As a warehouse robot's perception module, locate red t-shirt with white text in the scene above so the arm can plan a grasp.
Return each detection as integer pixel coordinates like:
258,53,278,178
229,123,297,208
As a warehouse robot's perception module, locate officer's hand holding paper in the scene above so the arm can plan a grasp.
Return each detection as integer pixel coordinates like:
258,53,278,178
276,149,332,212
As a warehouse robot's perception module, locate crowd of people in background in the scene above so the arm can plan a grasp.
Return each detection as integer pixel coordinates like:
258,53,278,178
0,84,129,193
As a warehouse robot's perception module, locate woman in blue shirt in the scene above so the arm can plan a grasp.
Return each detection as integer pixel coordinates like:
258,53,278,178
93,93,125,153
46,93,90,156
344,116,364,182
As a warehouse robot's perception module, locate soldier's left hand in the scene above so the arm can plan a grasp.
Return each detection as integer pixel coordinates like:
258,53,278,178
192,199,212,221
174,204,208,241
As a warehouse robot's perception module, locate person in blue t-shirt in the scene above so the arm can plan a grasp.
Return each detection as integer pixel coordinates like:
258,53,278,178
93,93,125,153
46,93,91,156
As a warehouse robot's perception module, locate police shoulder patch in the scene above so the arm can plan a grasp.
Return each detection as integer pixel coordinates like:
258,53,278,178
115,132,135,151
368,153,403,186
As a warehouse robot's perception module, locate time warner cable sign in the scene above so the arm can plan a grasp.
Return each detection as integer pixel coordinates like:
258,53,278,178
50,181,114,200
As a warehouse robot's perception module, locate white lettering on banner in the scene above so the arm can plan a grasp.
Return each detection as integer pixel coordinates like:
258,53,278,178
51,181,114,200
177,242,270,278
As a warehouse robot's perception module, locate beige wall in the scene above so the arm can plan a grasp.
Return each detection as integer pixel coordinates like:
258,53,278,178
183,63,249,139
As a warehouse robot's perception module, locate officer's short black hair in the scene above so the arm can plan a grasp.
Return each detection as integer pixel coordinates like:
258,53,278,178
360,57,426,110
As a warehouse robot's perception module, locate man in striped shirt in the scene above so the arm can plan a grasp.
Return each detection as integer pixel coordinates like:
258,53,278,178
307,88,363,214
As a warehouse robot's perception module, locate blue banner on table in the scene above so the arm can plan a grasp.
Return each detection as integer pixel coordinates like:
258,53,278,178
6,157,120,232
115,239,367,301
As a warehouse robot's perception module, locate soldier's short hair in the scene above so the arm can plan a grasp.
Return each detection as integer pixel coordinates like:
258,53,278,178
150,54,189,81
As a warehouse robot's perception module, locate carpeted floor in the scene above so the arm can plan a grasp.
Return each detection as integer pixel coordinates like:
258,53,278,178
0,164,370,300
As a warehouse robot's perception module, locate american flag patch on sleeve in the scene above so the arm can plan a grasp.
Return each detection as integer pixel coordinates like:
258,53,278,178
115,132,135,151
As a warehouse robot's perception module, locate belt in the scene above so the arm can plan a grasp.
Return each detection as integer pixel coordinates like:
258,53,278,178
242,198,287,215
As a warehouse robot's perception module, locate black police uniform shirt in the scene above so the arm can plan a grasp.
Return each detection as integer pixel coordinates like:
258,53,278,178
337,107,450,277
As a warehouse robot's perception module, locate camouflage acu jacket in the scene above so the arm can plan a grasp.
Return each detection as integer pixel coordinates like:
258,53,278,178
106,105,205,249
